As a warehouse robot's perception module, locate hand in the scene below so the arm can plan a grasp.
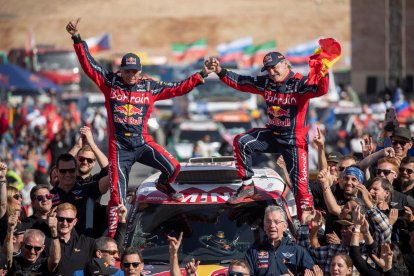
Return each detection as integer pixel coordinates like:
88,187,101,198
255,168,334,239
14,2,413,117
301,206,316,225
7,211,18,231
66,18,80,36
360,136,374,157
80,126,95,147
117,203,128,223
317,169,330,189
371,243,393,272
388,209,398,226
404,206,414,222
360,216,370,235
355,184,374,209
310,210,324,230
202,59,216,76
0,162,7,181
326,232,341,245
304,265,323,276
352,205,365,226
208,57,222,74
383,147,395,158
313,127,324,149
47,207,58,236
168,232,183,256
185,258,200,276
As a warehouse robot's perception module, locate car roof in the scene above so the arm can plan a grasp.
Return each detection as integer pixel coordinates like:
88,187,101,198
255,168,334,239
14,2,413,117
134,157,297,217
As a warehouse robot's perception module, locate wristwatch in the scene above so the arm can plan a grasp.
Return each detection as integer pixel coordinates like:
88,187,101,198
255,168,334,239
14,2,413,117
352,227,360,233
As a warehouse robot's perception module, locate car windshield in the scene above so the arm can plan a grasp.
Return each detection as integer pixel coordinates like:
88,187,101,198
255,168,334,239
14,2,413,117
129,201,266,264
178,129,222,143
192,80,251,102
37,52,79,70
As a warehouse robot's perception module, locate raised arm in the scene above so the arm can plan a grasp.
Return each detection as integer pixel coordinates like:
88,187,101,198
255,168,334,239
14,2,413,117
47,207,61,272
4,212,18,268
80,126,108,168
0,162,7,218
168,232,184,276
313,127,328,172
319,169,341,216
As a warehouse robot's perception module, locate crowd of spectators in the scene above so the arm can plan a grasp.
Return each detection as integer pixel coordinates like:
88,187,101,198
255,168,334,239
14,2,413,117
1,90,414,275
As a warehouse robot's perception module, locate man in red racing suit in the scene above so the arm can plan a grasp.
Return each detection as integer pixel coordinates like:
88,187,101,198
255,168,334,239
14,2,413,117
207,41,340,218
66,18,213,236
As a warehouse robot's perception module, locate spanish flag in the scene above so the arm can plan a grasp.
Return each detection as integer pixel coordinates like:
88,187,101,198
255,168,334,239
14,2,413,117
307,38,341,85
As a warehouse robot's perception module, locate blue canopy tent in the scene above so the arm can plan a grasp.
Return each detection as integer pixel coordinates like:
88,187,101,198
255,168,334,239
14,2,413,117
0,64,62,95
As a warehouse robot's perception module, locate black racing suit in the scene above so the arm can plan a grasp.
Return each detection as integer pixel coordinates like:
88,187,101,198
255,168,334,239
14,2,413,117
72,35,205,236
217,68,329,217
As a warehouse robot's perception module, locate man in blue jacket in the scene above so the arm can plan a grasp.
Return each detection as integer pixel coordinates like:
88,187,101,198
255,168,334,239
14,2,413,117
245,205,314,275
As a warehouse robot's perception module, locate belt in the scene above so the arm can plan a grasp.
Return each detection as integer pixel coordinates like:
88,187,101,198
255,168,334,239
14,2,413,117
124,132,140,137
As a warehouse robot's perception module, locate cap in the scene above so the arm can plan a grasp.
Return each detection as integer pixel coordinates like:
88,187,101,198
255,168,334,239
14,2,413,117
120,53,142,71
261,52,286,72
84,258,118,275
14,223,28,236
392,127,412,141
326,151,343,163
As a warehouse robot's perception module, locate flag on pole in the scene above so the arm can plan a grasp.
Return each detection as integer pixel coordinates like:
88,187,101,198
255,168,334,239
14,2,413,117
240,40,276,67
171,39,208,61
216,37,253,63
285,39,320,64
85,33,111,54
25,28,36,55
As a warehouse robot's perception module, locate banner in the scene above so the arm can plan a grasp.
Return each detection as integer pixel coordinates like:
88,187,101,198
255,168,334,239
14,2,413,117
285,39,320,64
85,33,111,54
171,39,208,61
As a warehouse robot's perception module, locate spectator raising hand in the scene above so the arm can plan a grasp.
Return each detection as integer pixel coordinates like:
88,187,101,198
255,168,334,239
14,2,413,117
371,243,393,272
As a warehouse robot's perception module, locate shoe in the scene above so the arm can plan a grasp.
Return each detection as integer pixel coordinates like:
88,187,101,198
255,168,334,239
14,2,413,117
228,184,255,204
155,181,184,202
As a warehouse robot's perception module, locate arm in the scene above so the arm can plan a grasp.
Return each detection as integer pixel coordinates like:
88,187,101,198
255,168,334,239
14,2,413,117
98,175,110,194
114,204,127,255
47,207,61,272
168,232,183,276
0,162,7,218
319,169,341,216
313,127,328,172
5,212,18,268
358,147,395,171
81,126,108,168
68,136,83,157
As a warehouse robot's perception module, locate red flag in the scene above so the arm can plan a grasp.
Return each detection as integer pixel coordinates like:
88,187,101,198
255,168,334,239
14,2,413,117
307,38,341,85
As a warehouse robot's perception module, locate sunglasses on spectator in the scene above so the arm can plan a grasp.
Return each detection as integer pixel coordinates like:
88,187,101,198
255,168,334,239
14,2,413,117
399,167,414,175
100,249,118,255
56,216,75,223
376,169,396,176
338,166,348,172
123,262,141,268
34,194,53,201
12,194,23,200
58,168,76,174
227,272,249,276
78,156,96,164
24,244,42,252
392,140,408,147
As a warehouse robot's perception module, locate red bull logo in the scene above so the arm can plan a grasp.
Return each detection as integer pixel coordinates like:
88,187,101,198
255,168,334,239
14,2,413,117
114,104,143,116
126,56,137,65
267,106,290,118
263,54,273,64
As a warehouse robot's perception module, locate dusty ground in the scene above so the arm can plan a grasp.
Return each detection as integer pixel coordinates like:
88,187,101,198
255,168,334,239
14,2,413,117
0,0,350,67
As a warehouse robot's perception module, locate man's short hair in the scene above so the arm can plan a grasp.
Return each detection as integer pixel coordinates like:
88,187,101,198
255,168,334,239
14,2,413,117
77,145,94,156
121,247,143,263
30,184,51,201
96,236,117,251
56,153,77,169
229,259,250,273
264,205,287,222
56,202,77,216
367,177,393,203
401,156,414,166
24,229,46,244
377,156,400,172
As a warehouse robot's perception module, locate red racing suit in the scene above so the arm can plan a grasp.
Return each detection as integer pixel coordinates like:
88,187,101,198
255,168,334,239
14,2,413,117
73,37,205,236
217,69,329,217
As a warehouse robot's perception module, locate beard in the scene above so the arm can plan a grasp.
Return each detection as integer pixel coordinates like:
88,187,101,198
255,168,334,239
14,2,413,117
401,179,414,190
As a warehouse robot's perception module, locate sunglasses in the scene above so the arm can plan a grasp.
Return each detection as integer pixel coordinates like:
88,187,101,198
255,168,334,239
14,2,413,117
12,194,23,200
34,194,53,201
338,166,348,172
392,140,408,147
78,156,96,164
24,244,42,252
100,249,119,255
376,169,395,176
227,272,249,276
58,168,76,174
399,167,414,175
56,216,75,223
122,262,141,268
